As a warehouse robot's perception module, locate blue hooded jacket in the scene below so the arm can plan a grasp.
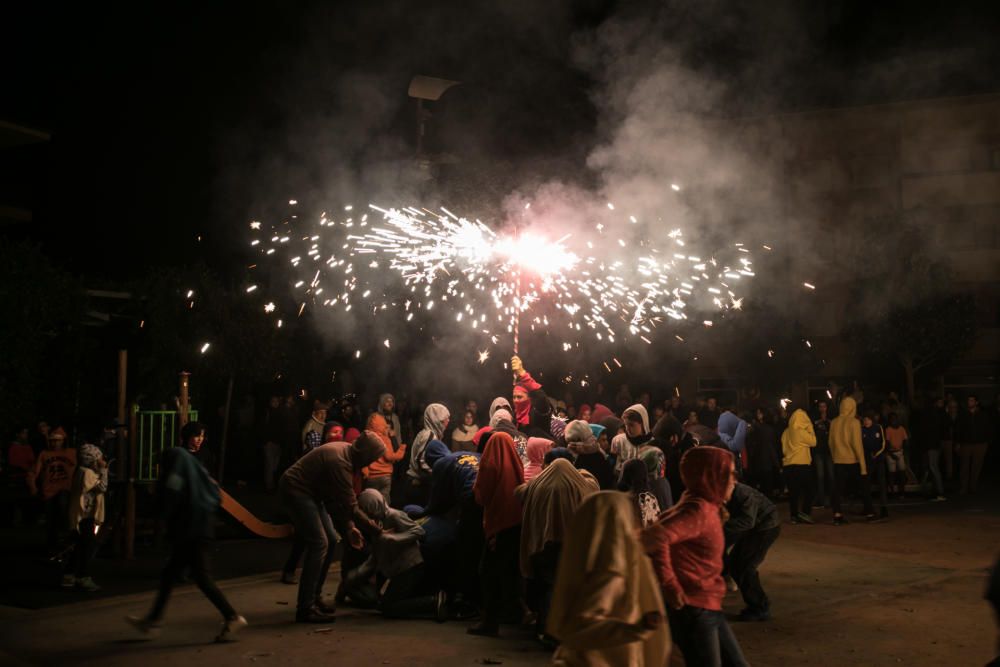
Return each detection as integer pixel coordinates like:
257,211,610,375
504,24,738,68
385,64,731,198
717,411,748,454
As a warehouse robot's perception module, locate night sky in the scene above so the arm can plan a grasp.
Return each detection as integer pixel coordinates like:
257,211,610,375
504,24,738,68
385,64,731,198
4,0,1000,281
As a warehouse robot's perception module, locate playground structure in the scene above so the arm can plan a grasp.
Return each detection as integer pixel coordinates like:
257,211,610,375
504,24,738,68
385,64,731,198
121,369,292,557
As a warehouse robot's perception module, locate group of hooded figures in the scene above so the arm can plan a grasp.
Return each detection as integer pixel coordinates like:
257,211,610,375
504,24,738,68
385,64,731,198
271,357,778,667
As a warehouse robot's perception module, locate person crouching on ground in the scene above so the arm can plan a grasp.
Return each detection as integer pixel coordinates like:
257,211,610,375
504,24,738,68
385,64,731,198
279,430,385,623
65,443,108,592
642,446,749,667
127,422,247,641
547,491,670,666
724,482,780,622
347,489,446,621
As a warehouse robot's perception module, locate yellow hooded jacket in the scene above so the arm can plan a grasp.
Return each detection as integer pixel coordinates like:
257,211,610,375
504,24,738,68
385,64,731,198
781,409,816,466
830,397,866,474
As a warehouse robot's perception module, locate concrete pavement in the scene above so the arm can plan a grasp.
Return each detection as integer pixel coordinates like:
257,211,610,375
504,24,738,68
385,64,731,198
1,495,997,666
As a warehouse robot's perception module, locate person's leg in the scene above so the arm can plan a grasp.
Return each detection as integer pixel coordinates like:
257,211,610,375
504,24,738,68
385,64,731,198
875,458,889,511
969,443,988,494
73,519,96,579
313,508,338,605
959,446,972,495
858,466,874,516
687,607,723,667
282,536,304,580
812,457,825,507
927,449,944,497
497,525,523,625
940,440,953,482
715,610,751,667
731,527,779,615
785,467,801,517
475,540,502,630
830,464,846,518
282,488,330,612
188,537,238,620
148,541,192,622
457,499,484,607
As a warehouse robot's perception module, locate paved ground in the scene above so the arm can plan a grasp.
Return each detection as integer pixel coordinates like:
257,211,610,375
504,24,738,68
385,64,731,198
1,493,998,667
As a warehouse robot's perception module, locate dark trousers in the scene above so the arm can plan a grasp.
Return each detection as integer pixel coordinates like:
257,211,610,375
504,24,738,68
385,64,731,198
868,456,888,510
479,525,522,627
668,605,749,667
283,536,304,575
784,464,814,517
281,485,337,611
526,542,562,636
812,449,835,506
727,526,780,613
45,491,70,550
831,463,873,516
380,563,437,618
149,537,236,622
71,518,97,578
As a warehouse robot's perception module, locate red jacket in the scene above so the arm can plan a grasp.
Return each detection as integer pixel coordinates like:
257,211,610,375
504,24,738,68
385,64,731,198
644,495,725,610
643,446,733,611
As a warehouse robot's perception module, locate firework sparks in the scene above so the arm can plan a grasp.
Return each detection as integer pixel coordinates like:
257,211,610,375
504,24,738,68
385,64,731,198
200,342,211,354
477,349,490,364
244,202,758,352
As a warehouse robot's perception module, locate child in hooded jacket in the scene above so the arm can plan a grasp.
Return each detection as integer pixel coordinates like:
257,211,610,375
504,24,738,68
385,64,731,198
642,447,748,667
65,443,108,591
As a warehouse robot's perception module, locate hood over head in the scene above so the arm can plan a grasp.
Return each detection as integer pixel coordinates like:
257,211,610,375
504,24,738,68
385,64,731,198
589,404,614,424
545,447,574,465
490,409,514,428
490,397,513,418
679,446,733,505
527,437,554,465
423,403,450,438
78,443,102,469
564,419,599,455
622,404,650,434
839,396,858,419
350,430,387,468
378,393,395,413
787,408,812,431
358,488,388,521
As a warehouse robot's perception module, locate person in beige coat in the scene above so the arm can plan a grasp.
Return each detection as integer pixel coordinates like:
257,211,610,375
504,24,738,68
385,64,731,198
547,491,670,666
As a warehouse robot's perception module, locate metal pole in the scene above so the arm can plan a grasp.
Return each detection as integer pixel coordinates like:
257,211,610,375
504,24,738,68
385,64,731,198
125,401,137,559
116,350,127,478
513,271,520,356
178,371,191,427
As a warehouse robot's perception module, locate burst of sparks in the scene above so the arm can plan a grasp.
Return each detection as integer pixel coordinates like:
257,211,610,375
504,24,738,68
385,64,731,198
779,397,791,409
244,202,758,349
250,221,262,230
477,349,490,364
264,302,276,313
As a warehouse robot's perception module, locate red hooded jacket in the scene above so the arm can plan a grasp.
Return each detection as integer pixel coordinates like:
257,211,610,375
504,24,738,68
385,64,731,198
642,446,734,611
473,432,525,538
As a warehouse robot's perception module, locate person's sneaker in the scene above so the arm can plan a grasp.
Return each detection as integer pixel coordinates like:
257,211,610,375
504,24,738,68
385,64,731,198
738,608,771,622
61,574,76,589
832,515,848,526
295,606,335,623
280,570,298,585
932,496,947,502
467,621,499,637
125,615,162,638
795,512,815,525
435,590,448,624
725,575,739,592
75,576,101,592
789,516,800,525
315,598,337,615
215,615,248,642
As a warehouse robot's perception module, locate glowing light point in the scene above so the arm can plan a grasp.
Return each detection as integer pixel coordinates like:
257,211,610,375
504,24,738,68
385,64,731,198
477,350,490,364
264,302,276,313
200,342,210,354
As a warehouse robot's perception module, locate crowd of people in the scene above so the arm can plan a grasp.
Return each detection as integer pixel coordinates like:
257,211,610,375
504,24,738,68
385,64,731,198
2,362,998,664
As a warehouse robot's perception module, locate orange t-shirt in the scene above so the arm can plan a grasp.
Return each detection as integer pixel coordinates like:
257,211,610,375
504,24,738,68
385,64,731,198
33,449,77,499
885,426,908,452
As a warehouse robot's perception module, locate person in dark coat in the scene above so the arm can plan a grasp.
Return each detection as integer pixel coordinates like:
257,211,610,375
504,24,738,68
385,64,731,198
127,422,246,641
724,482,781,621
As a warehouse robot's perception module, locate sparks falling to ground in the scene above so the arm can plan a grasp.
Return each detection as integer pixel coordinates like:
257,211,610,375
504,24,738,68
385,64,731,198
244,200,760,359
